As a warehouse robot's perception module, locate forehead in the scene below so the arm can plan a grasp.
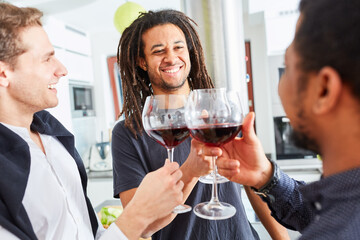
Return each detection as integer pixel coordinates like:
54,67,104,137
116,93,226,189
141,23,186,48
18,25,53,56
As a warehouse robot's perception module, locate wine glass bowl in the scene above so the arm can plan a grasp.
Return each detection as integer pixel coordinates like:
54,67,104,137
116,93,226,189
142,94,192,214
185,88,244,220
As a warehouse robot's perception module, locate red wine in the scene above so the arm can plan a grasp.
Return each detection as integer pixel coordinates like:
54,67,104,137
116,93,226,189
147,127,190,148
189,124,242,147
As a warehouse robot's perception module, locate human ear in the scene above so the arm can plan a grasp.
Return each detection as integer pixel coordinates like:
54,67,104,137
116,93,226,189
312,66,342,115
0,61,10,87
137,57,147,71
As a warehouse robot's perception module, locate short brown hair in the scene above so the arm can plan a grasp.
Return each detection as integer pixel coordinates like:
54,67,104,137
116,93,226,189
0,2,43,69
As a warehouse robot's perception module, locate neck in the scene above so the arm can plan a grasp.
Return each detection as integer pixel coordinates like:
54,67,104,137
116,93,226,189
318,107,360,177
0,96,35,132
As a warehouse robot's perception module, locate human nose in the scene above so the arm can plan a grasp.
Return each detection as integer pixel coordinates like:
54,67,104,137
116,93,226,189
55,58,68,77
164,50,177,64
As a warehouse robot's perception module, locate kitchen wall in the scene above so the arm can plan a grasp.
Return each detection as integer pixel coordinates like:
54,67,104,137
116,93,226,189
89,30,121,142
242,0,300,157
242,9,276,156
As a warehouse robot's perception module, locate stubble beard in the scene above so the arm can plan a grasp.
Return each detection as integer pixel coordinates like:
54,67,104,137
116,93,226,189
159,77,187,92
290,108,321,154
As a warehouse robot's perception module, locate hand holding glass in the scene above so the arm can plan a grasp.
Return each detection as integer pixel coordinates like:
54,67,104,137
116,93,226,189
142,94,191,214
185,89,244,220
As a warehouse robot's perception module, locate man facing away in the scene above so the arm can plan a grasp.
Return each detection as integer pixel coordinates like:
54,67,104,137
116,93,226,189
0,3,184,240
199,0,360,239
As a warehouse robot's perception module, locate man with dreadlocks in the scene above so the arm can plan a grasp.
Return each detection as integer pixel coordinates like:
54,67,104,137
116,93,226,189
111,9,284,240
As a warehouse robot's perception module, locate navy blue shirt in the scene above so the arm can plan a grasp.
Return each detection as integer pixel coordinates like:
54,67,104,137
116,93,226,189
265,166,360,239
112,120,259,240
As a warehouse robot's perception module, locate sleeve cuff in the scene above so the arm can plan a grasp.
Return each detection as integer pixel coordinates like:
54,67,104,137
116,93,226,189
99,223,129,240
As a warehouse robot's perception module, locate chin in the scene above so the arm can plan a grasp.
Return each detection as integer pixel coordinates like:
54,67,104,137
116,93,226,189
290,128,320,154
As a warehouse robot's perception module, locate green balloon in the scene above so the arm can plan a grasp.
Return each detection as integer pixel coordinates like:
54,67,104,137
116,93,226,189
113,2,146,34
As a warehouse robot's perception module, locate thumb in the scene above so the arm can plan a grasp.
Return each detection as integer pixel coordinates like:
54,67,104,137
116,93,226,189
242,112,257,141
164,158,170,166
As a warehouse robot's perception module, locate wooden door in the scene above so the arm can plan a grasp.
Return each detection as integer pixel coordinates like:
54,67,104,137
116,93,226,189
245,41,256,132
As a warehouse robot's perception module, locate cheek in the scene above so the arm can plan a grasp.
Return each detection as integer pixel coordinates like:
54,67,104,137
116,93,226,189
278,76,286,102
278,76,294,116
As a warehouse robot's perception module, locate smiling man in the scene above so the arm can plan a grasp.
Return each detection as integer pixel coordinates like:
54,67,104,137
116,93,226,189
0,3,185,240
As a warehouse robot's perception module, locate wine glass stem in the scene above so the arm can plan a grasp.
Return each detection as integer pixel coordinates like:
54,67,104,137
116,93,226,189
167,148,174,163
209,156,220,205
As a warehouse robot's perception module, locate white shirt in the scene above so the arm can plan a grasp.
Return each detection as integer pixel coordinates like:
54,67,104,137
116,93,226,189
0,123,127,240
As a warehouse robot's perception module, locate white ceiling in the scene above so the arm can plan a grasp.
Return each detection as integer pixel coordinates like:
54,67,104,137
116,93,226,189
8,0,182,33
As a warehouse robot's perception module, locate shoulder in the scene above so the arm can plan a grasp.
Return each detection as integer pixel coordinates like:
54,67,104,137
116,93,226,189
113,120,126,132
112,120,143,139
112,120,131,139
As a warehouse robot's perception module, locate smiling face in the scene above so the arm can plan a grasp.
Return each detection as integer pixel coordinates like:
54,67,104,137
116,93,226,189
138,23,191,95
4,26,67,114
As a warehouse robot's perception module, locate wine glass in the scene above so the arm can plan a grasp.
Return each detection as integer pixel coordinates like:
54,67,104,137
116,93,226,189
142,94,192,214
185,88,244,220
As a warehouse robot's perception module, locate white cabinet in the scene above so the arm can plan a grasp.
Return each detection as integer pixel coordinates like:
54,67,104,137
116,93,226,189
43,17,66,49
264,11,299,55
63,51,94,82
63,25,92,56
43,16,94,84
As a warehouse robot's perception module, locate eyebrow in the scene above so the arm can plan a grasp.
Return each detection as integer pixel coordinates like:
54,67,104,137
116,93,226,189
44,50,55,58
150,44,164,51
150,40,185,51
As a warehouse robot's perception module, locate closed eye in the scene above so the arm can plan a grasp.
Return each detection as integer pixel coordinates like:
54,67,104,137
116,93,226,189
153,49,164,54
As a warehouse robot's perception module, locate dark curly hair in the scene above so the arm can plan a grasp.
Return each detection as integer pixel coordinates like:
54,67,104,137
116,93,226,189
117,9,214,137
296,0,360,101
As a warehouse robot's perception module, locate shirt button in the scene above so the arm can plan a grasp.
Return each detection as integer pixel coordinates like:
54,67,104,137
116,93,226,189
314,201,322,211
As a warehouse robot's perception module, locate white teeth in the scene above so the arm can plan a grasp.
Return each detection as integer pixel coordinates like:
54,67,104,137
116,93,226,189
164,67,180,73
48,84,56,89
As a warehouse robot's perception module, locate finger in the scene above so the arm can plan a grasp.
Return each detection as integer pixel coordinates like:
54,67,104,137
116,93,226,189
163,161,180,173
242,112,257,141
216,158,240,169
175,180,184,192
171,168,183,181
201,146,222,157
191,138,206,149
218,168,240,178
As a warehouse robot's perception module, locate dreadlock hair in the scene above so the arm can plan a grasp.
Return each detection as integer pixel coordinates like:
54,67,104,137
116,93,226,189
117,9,214,137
